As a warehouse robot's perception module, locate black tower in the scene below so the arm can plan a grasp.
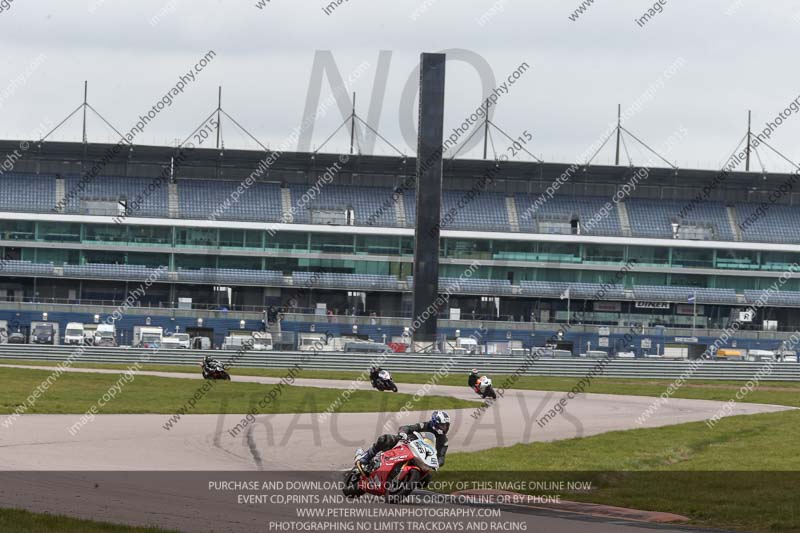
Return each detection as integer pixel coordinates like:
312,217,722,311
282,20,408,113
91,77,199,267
411,53,446,345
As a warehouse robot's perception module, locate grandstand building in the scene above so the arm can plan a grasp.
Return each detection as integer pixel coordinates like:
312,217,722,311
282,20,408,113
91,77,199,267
0,138,798,353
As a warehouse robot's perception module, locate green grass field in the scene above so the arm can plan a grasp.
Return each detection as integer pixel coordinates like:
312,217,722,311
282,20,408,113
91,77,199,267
0,508,177,533
2,358,797,531
445,409,800,532
2,358,796,406
0,366,478,415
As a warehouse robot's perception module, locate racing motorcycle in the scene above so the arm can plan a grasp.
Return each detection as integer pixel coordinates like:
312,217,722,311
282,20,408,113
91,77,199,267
201,358,231,380
473,375,497,399
343,431,439,503
372,369,398,392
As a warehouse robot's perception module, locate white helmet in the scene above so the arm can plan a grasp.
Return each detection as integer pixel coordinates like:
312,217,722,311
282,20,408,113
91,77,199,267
430,410,451,435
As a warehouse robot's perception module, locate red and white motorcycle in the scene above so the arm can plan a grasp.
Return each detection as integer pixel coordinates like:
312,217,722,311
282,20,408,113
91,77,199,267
473,375,497,399
343,432,439,503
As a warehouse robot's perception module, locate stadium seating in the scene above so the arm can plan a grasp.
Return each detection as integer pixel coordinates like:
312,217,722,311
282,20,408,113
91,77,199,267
5,172,800,246
0,173,55,213
625,199,734,240
736,204,800,244
403,190,511,232
176,268,284,285
743,289,800,307
632,285,738,304
63,175,169,217
520,281,626,299
515,194,622,236
63,263,165,282
292,272,399,290
287,184,398,227
177,179,283,222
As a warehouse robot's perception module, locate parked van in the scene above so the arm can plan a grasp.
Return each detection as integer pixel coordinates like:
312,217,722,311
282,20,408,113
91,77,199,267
747,349,775,362
64,322,85,345
95,324,117,347
133,326,163,349
0,320,7,344
161,333,190,349
30,322,59,345
83,324,98,346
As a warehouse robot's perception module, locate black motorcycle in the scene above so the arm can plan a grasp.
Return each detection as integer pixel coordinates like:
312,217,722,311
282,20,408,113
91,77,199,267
372,369,398,392
201,359,231,380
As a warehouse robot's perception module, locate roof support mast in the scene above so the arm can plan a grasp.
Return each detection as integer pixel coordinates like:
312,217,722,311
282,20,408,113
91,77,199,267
216,86,222,150
614,103,621,165
746,110,751,172
82,81,88,144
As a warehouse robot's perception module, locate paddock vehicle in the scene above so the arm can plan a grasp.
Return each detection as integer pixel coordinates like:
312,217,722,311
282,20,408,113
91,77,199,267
746,349,775,362
30,322,58,345
161,333,191,349
0,320,7,344
473,375,497,399
343,432,438,503
715,348,745,361
372,369,398,392
64,322,85,345
222,332,272,351
201,358,230,380
8,331,25,344
95,324,117,347
83,324,98,346
344,340,388,353
133,326,162,349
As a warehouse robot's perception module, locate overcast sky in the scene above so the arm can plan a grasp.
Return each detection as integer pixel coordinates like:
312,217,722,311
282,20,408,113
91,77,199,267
1,0,799,172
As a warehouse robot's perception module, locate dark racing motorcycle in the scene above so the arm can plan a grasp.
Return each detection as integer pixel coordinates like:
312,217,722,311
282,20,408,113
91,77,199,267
201,358,231,380
372,369,398,392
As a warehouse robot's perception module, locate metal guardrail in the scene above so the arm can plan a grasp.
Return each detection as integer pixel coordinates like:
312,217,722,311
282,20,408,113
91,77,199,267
0,345,797,381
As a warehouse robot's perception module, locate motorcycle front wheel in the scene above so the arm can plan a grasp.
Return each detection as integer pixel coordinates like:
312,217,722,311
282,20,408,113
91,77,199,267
342,468,364,498
385,469,421,504
391,383,398,393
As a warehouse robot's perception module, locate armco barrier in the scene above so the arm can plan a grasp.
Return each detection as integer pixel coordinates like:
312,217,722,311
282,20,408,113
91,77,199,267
0,345,797,381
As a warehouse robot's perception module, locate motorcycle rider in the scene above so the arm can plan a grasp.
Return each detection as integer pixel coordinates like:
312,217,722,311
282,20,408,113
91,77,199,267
369,366,383,388
468,368,480,390
355,411,450,475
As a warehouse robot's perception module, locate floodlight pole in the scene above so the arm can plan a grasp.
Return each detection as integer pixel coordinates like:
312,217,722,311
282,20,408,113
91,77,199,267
82,81,88,144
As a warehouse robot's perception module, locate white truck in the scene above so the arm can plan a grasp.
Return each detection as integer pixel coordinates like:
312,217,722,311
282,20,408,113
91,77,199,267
95,324,117,347
132,326,163,349
446,337,479,355
222,332,273,351
83,324,98,346
161,333,191,349
0,320,7,344
64,322,85,345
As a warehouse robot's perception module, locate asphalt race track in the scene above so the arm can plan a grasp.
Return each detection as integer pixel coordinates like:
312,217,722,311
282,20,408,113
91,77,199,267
1,364,785,532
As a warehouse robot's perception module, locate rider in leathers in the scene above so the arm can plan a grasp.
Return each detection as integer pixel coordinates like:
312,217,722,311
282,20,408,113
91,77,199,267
356,411,450,475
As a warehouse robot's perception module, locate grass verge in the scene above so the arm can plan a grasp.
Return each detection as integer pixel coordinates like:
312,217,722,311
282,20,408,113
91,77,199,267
0,366,478,415
1,358,796,407
445,409,800,532
0,508,177,533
